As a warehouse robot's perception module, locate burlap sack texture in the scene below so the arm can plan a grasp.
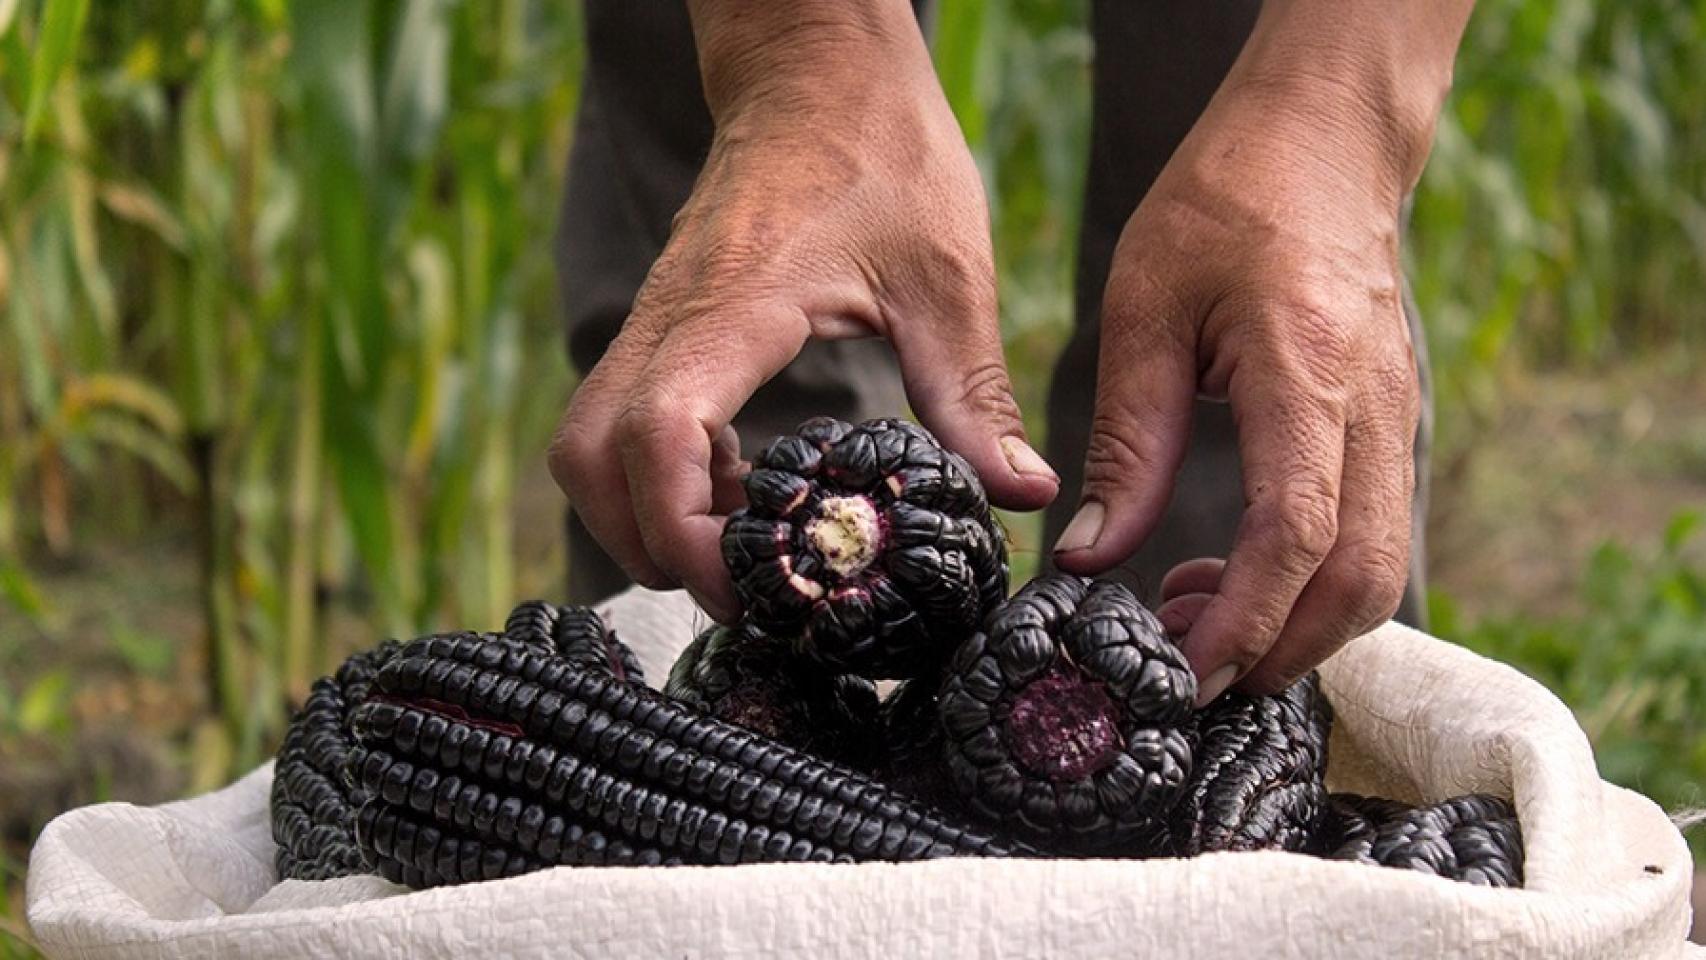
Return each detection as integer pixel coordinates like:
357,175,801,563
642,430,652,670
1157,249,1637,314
26,587,1700,959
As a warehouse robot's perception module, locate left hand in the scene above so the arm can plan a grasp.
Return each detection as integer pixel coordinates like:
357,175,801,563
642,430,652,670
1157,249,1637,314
1052,73,1425,705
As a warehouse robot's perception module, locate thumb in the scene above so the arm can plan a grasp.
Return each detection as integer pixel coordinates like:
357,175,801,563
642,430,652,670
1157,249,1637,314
1052,272,1197,573
888,286,1059,512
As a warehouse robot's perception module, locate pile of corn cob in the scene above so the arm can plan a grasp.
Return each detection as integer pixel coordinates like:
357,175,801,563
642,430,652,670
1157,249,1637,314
271,418,1524,889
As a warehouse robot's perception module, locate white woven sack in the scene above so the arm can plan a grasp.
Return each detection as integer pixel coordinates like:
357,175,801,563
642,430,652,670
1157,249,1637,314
26,587,1700,959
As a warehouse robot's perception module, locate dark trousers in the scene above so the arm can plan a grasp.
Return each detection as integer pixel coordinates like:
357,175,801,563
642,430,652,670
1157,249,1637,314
556,0,1431,622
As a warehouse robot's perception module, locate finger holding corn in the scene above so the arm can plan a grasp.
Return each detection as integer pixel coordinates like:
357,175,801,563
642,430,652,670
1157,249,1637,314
271,417,1523,892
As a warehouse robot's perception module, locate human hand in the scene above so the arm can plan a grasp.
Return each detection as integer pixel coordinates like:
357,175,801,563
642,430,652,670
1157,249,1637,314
1052,68,1429,704
550,2,1058,621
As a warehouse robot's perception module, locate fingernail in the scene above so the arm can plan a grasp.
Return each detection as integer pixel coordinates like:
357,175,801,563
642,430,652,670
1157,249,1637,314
1000,436,1058,482
1195,664,1239,707
1053,501,1105,554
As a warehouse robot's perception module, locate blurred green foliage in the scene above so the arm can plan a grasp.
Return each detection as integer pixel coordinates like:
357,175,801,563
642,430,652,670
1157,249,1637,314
0,848,32,960
2,0,585,773
1431,512,1706,857
937,0,1090,424
0,1,1701,943
1411,0,1706,450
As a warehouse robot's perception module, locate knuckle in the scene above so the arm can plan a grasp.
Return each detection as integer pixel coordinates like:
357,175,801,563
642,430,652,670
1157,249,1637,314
1266,302,1355,393
1293,303,1356,364
614,394,676,456
610,390,682,467
1306,536,1409,638
956,359,1022,425
1226,616,1282,665
1250,481,1339,572
1080,389,1185,490
548,419,596,496
1341,536,1411,625
923,240,998,315
1081,423,1158,493
1371,349,1422,427
1280,497,1340,563
698,234,772,280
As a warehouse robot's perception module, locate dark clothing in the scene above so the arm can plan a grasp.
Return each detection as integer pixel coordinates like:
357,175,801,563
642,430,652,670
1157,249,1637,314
556,0,1431,622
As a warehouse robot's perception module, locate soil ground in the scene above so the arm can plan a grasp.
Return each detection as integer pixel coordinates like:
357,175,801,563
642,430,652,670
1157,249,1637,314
1427,355,1706,619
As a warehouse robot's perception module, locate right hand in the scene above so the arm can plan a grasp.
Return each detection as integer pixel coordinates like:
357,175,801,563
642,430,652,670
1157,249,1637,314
548,4,1059,621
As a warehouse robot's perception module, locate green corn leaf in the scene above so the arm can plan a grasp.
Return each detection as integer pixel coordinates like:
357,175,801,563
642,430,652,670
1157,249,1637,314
282,309,324,697
0,0,21,40
18,670,72,735
1663,510,1701,554
66,372,187,436
403,238,454,473
933,0,988,148
22,0,90,146
327,403,404,632
381,0,450,167
99,179,189,251
293,0,389,388
79,409,196,492
0,558,51,622
289,0,378,170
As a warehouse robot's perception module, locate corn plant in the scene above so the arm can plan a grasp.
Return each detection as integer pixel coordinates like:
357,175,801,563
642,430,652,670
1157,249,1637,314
0,0,584,770
1409,0,1706,448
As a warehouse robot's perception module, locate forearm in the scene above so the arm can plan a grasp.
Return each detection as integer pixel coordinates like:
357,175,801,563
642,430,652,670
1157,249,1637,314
1221,0,1478,198
684,0,929,122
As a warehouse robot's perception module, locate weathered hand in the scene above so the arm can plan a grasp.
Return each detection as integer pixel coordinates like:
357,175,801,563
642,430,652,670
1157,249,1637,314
550,4,1057,621
1053,72,1427,704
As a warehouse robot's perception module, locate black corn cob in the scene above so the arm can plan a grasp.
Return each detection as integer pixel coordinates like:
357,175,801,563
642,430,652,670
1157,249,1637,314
346,633,1029,887
271,602,639,884
665,622,881,767
277,581,1528,888
1322,793,1525,887
351,700,853,867
721,417,1008,678
874,678,964,814
270,640,404,881
348,744,682,875
503,600,645,686
502,600,561,649
938,575,1196,850
355,801,540,887
1146,672,1334,858
1315,793,1411,862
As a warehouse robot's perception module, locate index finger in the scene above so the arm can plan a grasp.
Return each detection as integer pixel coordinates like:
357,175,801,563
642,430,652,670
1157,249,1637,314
616,303,808,621
1176,358,1347,704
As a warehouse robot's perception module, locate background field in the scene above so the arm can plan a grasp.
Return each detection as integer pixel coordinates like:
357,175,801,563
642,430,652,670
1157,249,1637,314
2,0,1704,954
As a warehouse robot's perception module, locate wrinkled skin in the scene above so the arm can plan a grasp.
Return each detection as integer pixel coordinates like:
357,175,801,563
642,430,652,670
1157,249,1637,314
1054,72,1427,704
549,0,1477,696
548,3,1057,623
